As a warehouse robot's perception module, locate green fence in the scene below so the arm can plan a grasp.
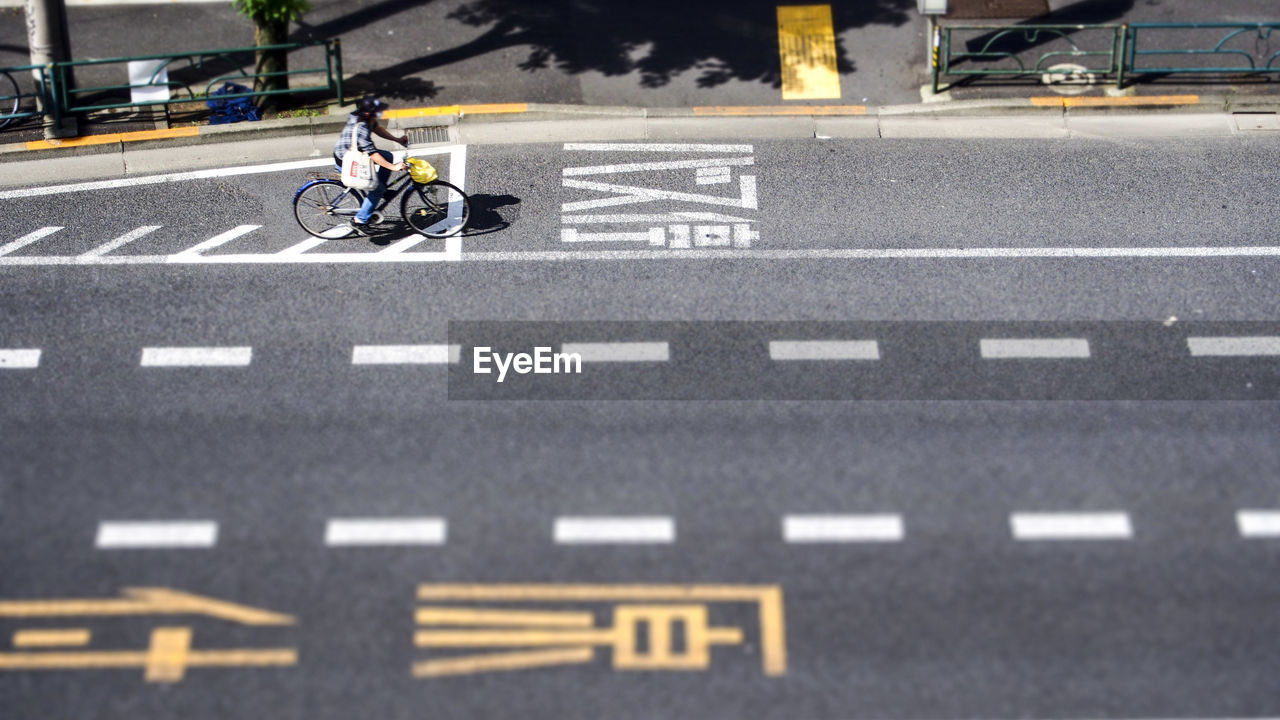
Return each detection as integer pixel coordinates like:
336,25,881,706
934,21,1280,92
1,38,343,130
0,63,51,129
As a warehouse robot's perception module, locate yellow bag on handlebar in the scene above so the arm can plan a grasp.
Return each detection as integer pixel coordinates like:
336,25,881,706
405,157,438,184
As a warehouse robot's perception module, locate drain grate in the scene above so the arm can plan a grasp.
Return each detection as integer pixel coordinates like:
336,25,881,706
408,125,451,145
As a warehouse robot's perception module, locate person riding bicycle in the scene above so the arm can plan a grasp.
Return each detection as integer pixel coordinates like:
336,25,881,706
333,95,410,234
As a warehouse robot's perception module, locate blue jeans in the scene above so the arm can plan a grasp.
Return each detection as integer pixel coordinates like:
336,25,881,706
336,150,393,223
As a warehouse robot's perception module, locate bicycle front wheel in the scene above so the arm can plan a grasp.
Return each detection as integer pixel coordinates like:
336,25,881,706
293,180,363,238
0,71,20,131
401,180,469,238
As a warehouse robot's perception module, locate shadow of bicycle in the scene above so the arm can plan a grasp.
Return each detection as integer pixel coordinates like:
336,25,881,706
462,193,522,236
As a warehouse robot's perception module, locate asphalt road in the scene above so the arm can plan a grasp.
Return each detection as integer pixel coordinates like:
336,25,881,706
2,135,1280,718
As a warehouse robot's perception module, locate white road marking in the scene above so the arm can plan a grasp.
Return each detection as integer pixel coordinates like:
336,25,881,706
1011,512,1133,541
140,346,252,367
554,516,675,544
980,338,1091,359
770,340,880,361
5,244,1280,268
0,161,332,201
0,227,63,256
0,349,41,368
173,225,261,256
564,143,753,153
1237,510,1280,538
275,237,329,255
560,342,669,362
1187,336,1280,357
79,225,162,258
457,245,1280,262
352,344,460,365
0,146,464,201
563,157,755,176
96,521,217,549
561,177,757,212
783,514,904,543
325,518,447,546
561,212,755,224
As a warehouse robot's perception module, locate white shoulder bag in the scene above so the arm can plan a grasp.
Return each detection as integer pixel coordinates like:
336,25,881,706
341,147,373,189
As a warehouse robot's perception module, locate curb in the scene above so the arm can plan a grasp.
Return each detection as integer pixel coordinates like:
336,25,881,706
0,94,1276,184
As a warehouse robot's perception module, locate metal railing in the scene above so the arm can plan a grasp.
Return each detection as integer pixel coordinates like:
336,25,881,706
0,63,52,128
1123,22,1280,86
934,21,1280,92
1,38,343,131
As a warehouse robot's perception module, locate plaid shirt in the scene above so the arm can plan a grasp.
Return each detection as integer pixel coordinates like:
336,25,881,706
333,114,377,165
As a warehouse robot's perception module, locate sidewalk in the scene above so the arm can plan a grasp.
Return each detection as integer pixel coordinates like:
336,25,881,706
0,0,1277,165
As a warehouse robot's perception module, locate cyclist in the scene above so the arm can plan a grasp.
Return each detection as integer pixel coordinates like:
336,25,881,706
333,95,410,234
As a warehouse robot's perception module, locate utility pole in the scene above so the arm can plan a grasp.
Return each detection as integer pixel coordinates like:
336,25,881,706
25,0,77,138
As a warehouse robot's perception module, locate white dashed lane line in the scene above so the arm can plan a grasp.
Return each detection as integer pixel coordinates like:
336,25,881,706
553,516,676,544
1187,336,1280,357
0,349,41,368
559,342,670,362
95,521,218,549
325,518,447,546
1011,512,1133,541
352,345,461,365
980,338,1092,359
783,514,903,543
140,347,253,367
769,340,880,361
1237,511,1280,538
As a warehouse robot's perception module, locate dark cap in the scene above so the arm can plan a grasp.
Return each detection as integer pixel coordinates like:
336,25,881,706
356,95,389,115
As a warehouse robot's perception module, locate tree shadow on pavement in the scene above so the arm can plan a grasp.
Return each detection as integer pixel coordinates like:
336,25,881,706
964,0,1135,54
340,0,915,94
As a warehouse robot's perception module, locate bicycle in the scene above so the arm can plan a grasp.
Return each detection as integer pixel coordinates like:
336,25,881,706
0,70,22,132
292,156,470,239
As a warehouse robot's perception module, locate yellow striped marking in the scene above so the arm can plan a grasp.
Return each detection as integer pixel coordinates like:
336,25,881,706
1030,95,1200,108
777,5,841,100
25,126,198,151
144,627,191,682
413,647,594,677
417,607,595,627
416,584,786,676
694,105,865,116
383,103,528,120
12,629,90,647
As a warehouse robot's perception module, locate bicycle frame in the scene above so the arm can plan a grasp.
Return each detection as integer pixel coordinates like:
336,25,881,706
292,170,415,219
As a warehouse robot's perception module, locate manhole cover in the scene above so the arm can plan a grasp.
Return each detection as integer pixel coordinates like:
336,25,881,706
946,0,1050,19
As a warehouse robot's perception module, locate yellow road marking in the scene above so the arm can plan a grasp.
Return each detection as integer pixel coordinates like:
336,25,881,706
383,103,528,120
416,628,620,647
144,627,191,682
693,105,865,116
24,126,198,151
0,588,294,626
1030,95,1200,107
12,629,90,647
0,649,297,671
416,607,596,627
777,5,841,100
416,584,786,676
413,647,594,677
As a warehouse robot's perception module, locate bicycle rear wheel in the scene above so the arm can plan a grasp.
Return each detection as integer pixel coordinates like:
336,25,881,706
401,180,469,238
0,71,20,131
293,180,363,238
